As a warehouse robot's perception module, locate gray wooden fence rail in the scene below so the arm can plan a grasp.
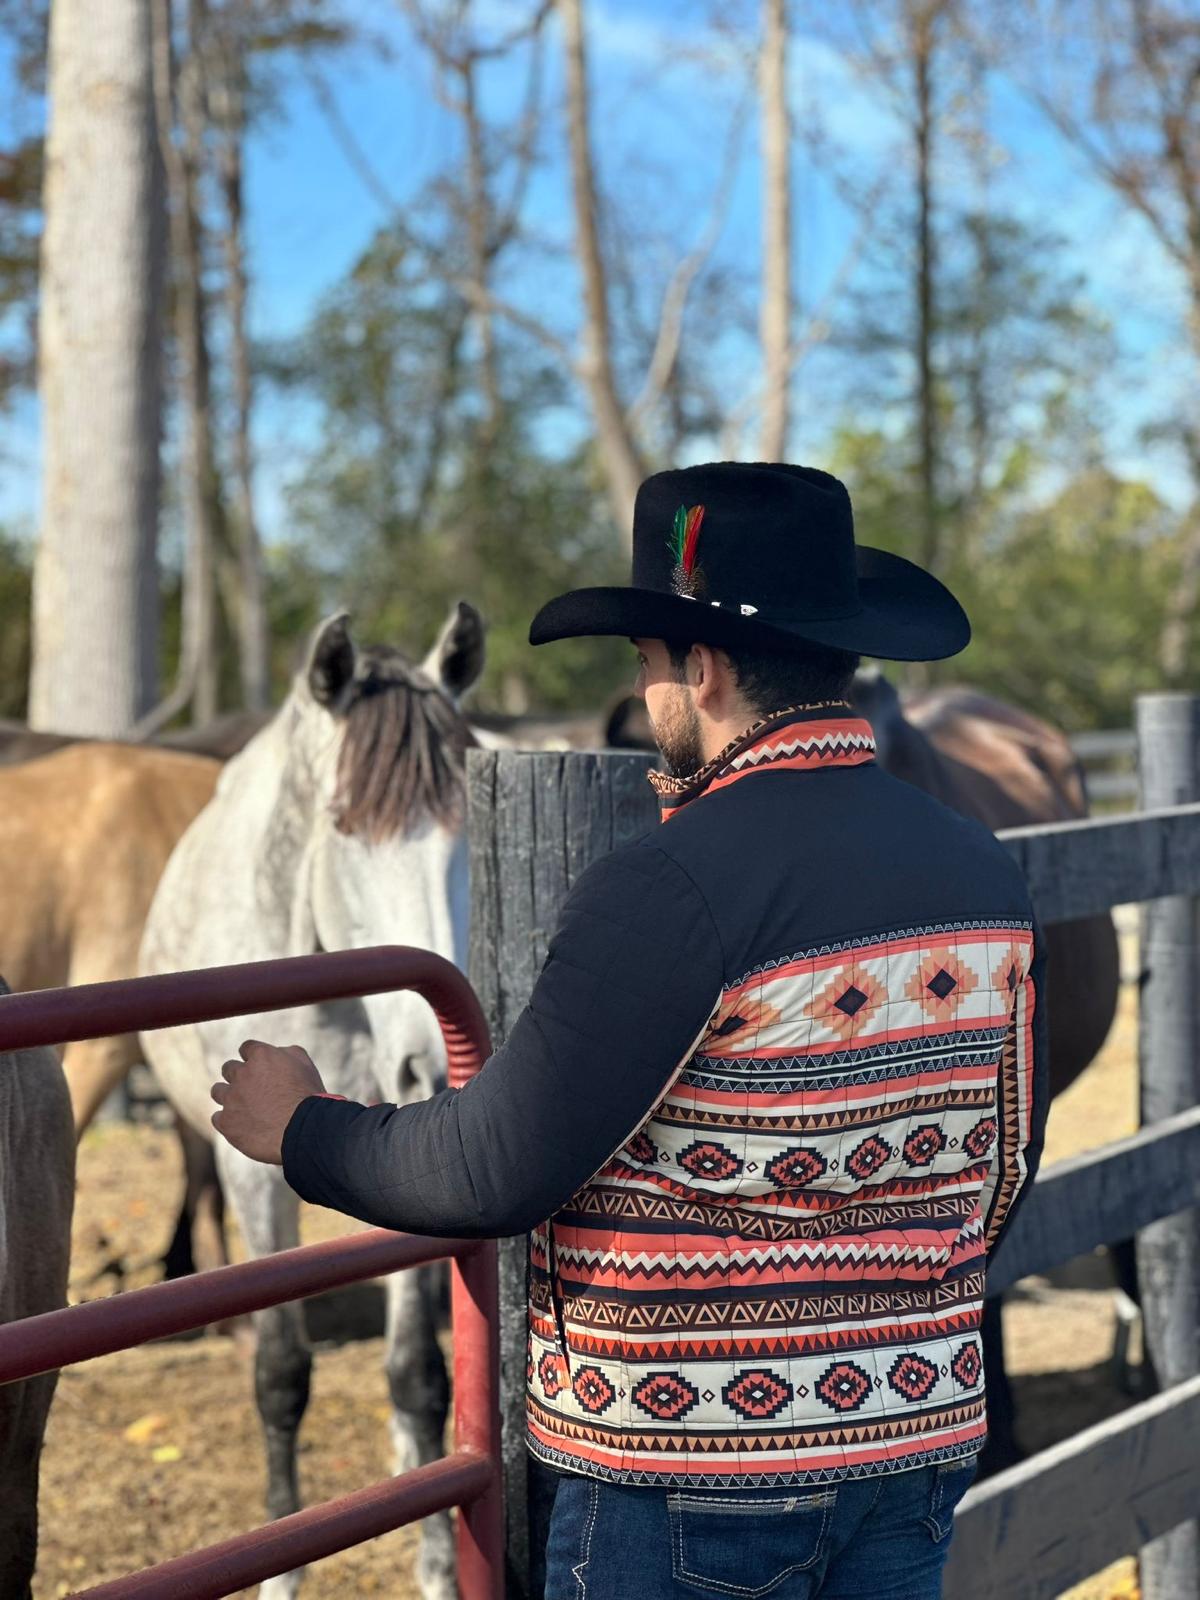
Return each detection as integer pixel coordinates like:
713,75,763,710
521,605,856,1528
1071,728,1137,806
466,696,1200,1600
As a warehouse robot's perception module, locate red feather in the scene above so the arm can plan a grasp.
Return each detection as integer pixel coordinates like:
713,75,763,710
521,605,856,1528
681,505,705,575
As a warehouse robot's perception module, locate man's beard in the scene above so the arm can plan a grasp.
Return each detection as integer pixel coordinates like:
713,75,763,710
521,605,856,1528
652,687,705,779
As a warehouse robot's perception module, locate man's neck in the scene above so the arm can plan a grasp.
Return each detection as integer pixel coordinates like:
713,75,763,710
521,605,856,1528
698,704,760,767
698,698,854,767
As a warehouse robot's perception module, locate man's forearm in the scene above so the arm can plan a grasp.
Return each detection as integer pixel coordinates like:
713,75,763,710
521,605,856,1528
282,840,725,1238
282,1091,491,1235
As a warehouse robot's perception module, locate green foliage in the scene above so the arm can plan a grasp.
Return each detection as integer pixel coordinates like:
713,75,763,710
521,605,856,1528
823,204,1167,731
0,0,46,413
956,469,1187,731
836,209,1112,519
271,222,633,713
0,133,41,410
835,419,1187,729
0,534,31,718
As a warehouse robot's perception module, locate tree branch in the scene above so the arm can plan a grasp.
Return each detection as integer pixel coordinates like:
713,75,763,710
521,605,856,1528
559,0,644,540
452,277,574,360
627,94,749,428
718,191,879,458
303,62,403,214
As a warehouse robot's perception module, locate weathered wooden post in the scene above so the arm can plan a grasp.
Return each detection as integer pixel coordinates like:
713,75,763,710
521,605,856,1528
466,747,657,1598
1135,693,1200,1599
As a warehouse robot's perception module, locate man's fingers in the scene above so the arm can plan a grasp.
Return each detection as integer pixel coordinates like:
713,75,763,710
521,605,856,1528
239,1039,269,1062
211,1109,224,1134
211,1081,229,1106
220,1059,241,1083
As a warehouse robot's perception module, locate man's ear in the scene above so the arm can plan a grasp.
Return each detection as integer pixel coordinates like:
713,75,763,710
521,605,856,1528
691,643,724,711
421,600,486,701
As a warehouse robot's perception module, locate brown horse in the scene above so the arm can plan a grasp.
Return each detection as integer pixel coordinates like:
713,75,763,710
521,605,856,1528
0,741,221,1127
0,742,224,1275
0,711,270,767
0,721,74,766
0,977,74,1599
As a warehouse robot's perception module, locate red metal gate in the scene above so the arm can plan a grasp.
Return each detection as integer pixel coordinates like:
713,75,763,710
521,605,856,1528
0,946,503,1600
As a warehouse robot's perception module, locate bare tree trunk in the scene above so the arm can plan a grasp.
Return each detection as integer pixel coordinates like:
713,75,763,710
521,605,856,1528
959,47,993,568
559,0,645,543
148,0,222,731
997,0,1200,676
913,0,940,575
759,0,792,460
1159,419,1200,684
214,39,269,710
462,56,501,450
403,1,549,472
30,0,165,736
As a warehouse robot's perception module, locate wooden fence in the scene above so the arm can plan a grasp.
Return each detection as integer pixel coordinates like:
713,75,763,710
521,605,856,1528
467,691,1200,1600
1072,728,1137,807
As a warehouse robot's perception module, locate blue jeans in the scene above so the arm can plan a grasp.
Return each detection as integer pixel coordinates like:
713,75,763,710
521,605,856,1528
538,1456,978,1599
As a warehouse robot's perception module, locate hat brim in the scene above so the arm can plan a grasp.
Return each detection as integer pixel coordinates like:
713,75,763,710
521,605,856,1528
528,546,970,663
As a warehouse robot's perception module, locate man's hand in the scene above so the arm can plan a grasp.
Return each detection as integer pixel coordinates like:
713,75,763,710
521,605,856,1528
211,1041,327,1165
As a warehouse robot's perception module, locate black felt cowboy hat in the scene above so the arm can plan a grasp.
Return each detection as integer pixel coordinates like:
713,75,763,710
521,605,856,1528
529,462,970,662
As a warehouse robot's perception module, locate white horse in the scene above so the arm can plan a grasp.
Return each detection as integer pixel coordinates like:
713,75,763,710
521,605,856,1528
138,604,485,1600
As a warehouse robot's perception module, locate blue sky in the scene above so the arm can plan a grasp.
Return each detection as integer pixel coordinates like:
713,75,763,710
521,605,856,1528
0,0,1194,540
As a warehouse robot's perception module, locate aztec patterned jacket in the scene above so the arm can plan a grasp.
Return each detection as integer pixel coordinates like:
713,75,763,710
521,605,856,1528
283,705,1048,1490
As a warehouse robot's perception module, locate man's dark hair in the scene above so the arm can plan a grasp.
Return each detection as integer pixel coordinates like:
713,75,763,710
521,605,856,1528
668,639,860,715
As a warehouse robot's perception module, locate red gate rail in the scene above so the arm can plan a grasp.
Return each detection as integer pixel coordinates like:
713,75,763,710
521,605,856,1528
0,1229,467,1381
0,947,502,1600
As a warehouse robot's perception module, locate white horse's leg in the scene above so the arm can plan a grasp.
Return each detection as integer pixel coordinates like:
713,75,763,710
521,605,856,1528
217,1141,312,1600
386,1264,455,1600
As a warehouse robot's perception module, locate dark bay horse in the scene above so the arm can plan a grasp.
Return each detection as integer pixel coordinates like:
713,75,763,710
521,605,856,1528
852,671,1120,1101
849,671,1121,1471
0,977,75,1598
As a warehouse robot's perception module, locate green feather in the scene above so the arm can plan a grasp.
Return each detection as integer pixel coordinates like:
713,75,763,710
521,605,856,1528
671,505,687,563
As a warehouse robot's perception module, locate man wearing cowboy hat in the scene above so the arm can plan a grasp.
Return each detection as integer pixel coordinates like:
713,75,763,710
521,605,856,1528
214,463,1047,1599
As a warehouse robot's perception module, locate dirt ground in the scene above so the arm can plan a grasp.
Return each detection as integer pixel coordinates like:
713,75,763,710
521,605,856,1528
34,918,1146,1600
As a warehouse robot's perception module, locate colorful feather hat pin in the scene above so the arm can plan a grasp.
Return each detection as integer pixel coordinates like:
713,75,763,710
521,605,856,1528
669,504,706,597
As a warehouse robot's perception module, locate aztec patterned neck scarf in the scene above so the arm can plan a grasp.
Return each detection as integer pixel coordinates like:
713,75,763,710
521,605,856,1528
648,701,877,821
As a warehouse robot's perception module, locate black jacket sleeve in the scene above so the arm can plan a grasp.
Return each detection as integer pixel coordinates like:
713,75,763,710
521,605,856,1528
982,915,1050,1260
281,837,725,1237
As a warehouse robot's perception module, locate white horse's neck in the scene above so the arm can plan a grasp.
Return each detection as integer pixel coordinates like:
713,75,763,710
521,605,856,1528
202,700,334,956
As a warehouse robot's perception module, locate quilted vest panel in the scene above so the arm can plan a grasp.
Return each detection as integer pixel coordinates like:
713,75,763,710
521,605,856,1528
527,918,1035,1487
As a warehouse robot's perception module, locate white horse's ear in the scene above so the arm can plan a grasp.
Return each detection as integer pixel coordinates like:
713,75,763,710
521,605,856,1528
305,613,356,709
421,600,486,702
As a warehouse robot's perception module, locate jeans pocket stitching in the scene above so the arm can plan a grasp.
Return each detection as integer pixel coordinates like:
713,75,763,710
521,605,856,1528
924,1460,976,1542
670,1494,832,1596
571,1479,601,1600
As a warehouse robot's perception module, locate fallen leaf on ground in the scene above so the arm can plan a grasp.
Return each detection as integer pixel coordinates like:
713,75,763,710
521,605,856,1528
123,1413,168,1445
